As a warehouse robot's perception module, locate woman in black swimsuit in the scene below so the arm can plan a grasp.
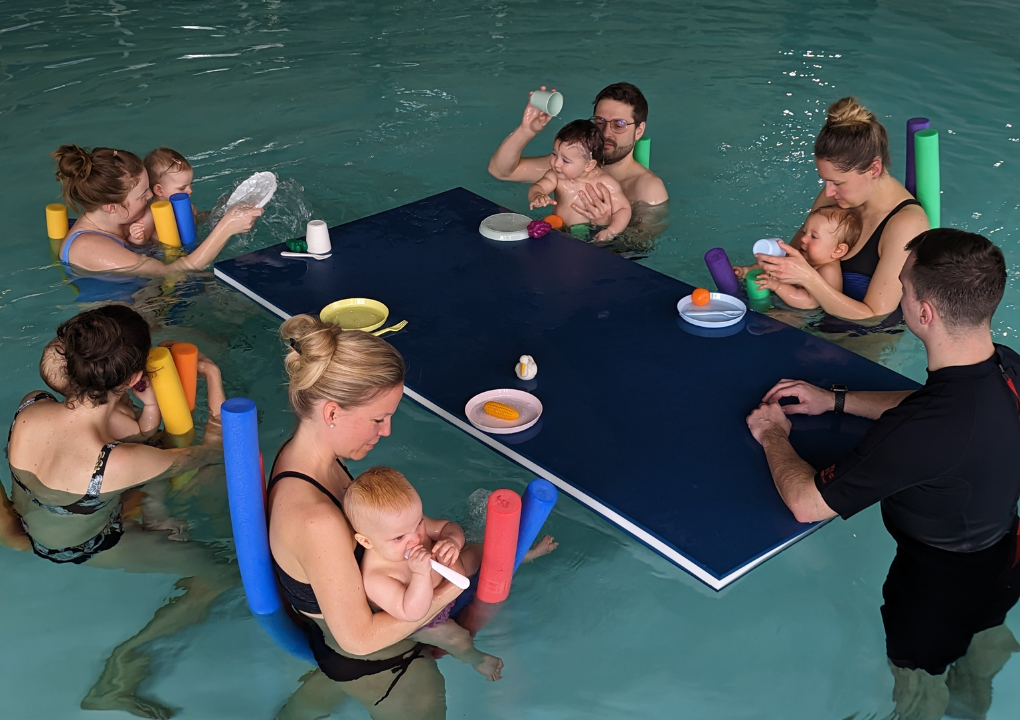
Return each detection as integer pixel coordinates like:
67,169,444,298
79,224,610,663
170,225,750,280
6,304,235,718
757,97,929,321
270,315,461,720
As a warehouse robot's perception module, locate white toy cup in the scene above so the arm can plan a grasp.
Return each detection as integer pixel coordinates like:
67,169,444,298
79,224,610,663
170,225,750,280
753,238,785,257
530,89,563,117
305,220,332,255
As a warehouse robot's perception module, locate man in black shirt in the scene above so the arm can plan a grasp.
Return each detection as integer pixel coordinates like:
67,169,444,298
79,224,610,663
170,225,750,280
747,229,1020,718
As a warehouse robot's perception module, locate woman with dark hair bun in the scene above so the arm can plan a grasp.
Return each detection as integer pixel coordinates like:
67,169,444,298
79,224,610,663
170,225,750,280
52,144,262,279
6,304,236,717
756,97,929,321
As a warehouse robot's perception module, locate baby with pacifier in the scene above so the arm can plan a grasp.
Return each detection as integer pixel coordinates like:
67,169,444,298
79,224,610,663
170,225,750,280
733,205,861,309
344,466,505,681
131,148,206,242
528,119,632,242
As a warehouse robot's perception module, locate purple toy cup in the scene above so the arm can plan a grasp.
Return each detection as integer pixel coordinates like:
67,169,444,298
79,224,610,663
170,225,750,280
704,248,740,296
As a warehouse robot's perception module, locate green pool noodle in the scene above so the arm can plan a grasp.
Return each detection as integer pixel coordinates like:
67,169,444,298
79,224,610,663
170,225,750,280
914,129,940,228
745,269,771,301
633,137,651,169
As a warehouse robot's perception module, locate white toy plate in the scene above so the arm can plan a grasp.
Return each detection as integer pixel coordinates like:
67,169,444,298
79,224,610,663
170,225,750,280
465,389,543,434
677,292,748,328
226,171,278,209
479,213,531,241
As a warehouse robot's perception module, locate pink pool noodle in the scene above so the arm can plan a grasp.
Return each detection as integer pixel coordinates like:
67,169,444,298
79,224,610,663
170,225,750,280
475,489,522,603
705,247,740,295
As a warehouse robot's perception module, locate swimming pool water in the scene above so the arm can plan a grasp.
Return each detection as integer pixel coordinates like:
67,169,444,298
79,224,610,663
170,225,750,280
3,1,1020,717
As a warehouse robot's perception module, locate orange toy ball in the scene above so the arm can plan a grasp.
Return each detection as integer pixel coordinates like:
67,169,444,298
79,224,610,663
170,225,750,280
692,288,711,306
544,214,564,229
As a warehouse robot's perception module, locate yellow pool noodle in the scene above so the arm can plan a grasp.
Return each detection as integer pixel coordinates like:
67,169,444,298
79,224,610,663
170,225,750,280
147,347,193,435
46,203,68,240
151,200,182,247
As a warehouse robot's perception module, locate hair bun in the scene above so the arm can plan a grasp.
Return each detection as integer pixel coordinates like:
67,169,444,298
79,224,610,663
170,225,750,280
53,144,93,181
281,315,340,392
826,97,875,127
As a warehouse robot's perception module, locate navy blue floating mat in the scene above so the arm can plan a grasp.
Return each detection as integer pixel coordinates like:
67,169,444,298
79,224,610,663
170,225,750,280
216,187,917,589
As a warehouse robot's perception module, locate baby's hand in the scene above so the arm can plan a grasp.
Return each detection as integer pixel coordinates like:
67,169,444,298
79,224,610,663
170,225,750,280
756,272,781,291
593,229,616,243
405,545,432,575
130,377,158,408
129,222,147,242
431,539,461,568
529,194,556,210
733,265,750,280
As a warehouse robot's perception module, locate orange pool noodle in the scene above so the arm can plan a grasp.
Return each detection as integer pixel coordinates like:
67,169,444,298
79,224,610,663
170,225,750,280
170,342,199,411
476,489,522,603
544,214,564,229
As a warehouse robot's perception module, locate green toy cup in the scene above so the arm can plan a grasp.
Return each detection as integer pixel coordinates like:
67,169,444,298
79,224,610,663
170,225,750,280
746,269,771,301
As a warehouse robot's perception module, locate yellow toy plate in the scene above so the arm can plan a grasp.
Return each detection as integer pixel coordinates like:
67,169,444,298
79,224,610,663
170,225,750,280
319,298,389,332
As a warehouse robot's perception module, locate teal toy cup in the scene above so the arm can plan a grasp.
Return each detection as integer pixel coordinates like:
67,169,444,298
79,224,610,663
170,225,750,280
746,269,771,301
530,89,563,117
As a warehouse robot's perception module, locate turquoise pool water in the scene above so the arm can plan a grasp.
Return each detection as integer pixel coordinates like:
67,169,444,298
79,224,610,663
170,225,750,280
3,0,1020,717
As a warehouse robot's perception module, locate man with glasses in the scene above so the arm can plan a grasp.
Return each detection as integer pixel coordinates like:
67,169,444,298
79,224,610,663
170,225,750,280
488,83,668,227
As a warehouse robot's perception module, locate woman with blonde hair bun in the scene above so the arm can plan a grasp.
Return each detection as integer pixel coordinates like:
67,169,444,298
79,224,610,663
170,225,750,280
270,314,460,720
52,144,262,280
756,97,929,321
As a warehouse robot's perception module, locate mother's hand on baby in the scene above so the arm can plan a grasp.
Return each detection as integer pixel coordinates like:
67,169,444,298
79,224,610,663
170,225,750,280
755,242,816,286
571,182,614,226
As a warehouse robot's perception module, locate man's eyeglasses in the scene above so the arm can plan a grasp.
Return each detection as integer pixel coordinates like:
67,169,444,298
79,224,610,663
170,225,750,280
591,116,637,134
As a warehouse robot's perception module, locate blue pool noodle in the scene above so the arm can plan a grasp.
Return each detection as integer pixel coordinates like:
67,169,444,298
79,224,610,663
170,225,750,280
169,192,198,249
514,479,558,571
905,117,930,197
222,397,313,662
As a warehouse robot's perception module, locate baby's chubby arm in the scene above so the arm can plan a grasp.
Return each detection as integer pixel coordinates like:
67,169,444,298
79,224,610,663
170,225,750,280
756,273,820,310
425,516,465,568
593,177,632,242
732,263,760,280
528,170,558,210
362,547,435,623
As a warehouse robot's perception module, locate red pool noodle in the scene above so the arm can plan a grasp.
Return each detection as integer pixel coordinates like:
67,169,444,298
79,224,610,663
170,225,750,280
476,489,522,603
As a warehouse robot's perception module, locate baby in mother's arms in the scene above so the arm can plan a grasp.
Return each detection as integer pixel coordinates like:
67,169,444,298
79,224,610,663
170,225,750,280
733,206,861,309
528,120,631,243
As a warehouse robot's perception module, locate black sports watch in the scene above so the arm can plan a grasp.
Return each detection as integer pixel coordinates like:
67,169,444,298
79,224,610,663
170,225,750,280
831,384,848,414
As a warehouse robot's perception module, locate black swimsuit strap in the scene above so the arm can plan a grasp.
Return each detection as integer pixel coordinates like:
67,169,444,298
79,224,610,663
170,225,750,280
268,470,345,513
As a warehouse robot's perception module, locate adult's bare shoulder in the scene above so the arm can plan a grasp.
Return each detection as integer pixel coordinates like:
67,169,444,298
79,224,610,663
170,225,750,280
630,169,668,205
879,203,930,254
67,232,144,273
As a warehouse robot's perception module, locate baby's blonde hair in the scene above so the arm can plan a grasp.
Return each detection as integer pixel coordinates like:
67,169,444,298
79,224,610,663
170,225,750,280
280,315,405,419
39,337,70,396
810,205,862,251
344,466,420,534
144,147,192,188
